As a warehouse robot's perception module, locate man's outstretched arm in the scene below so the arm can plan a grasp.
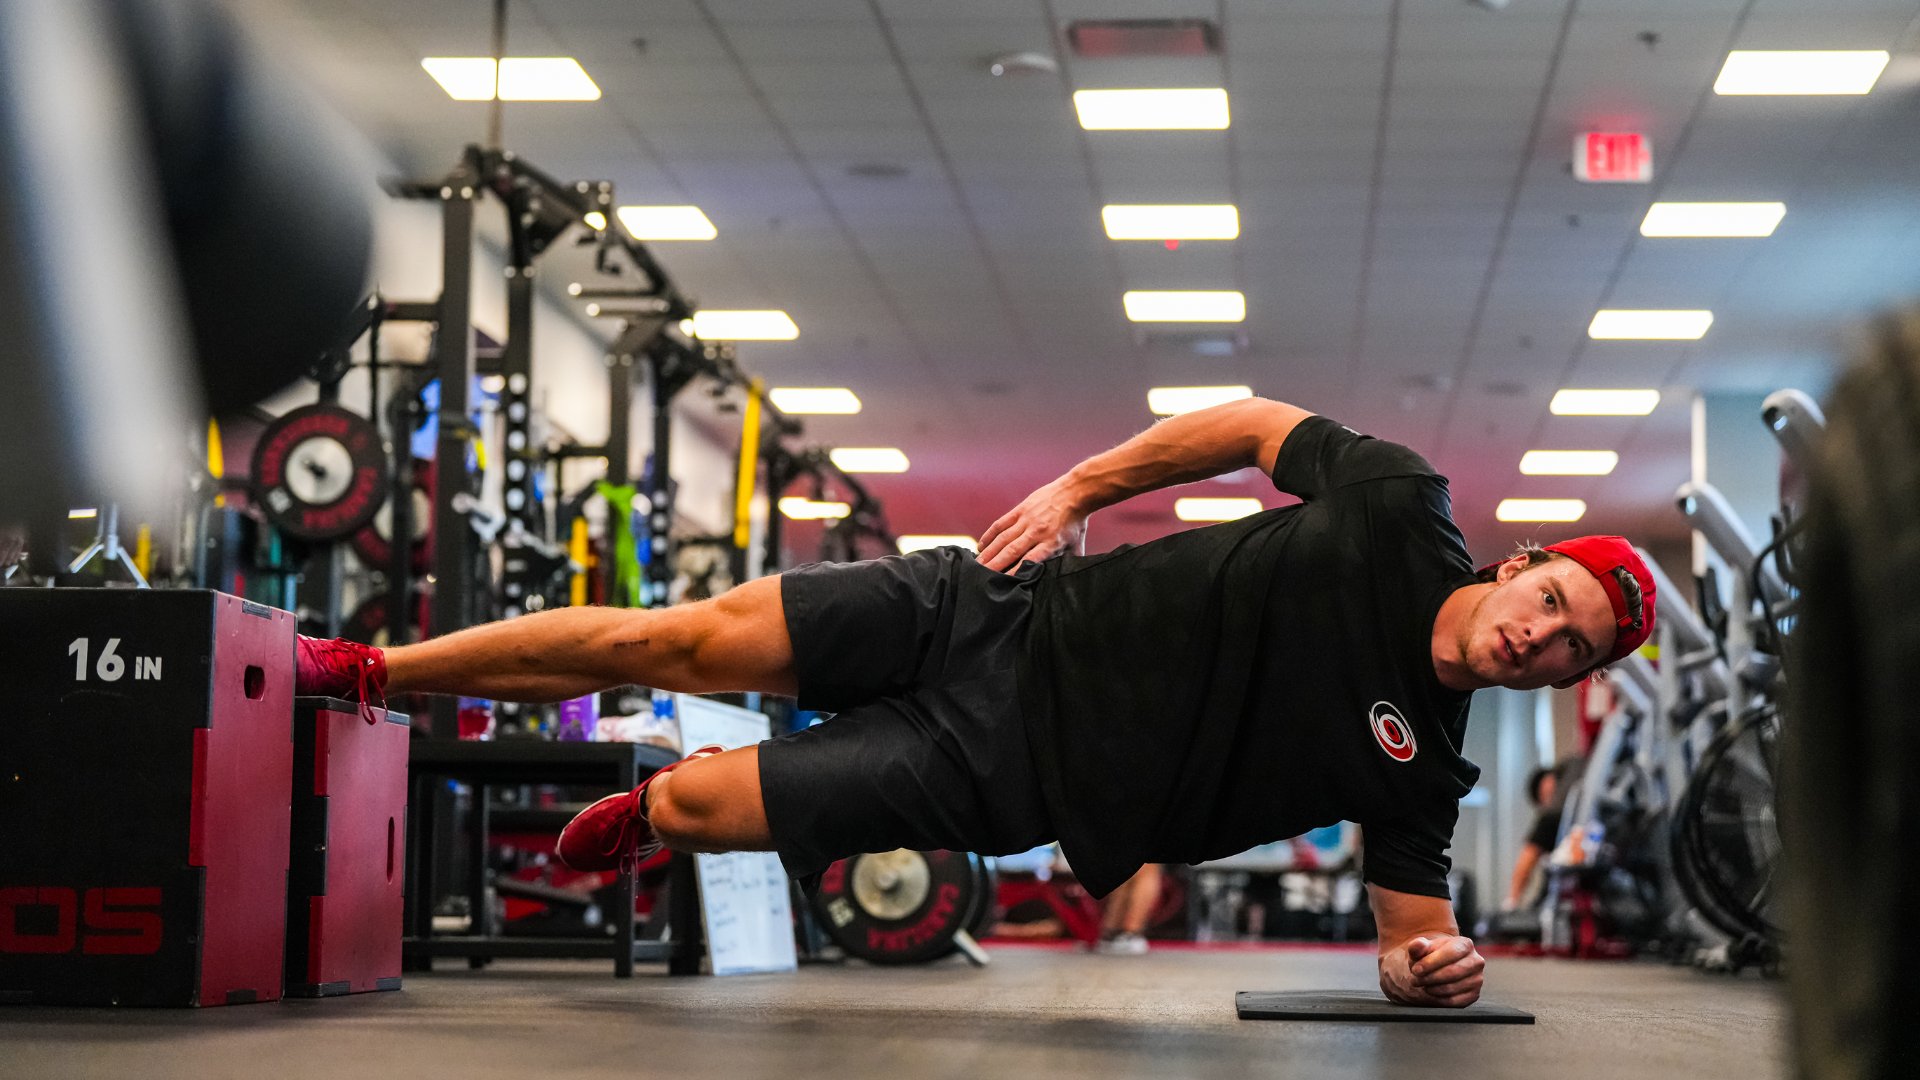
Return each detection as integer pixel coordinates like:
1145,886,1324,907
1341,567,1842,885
977,397,1314,571
1369,883,1486,1008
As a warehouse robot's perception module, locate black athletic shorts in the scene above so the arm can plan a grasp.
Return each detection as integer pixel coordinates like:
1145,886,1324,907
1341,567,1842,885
759,546,1054,882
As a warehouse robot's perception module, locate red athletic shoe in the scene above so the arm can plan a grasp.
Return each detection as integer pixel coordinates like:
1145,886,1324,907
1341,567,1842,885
295,635,388,701
556,745,726,873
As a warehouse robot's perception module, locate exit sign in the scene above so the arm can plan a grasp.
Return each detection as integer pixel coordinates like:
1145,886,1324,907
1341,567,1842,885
1574,132,1652,183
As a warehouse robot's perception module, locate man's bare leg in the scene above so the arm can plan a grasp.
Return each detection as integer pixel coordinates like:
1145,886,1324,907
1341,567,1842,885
370,576,796,861
645,746,776,852
383,574,798,703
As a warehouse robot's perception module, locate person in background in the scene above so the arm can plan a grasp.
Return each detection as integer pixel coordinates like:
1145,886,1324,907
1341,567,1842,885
1095,863,1164,955
1503,763,1567,911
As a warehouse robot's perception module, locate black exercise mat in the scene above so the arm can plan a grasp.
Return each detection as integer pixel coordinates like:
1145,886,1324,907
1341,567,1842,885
1236,990,1534,1024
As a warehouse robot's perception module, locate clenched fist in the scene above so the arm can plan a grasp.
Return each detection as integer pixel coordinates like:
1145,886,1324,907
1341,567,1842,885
1378,933,1485,1008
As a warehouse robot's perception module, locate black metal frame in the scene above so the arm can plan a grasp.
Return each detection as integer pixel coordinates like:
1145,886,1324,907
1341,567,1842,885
761,441,896,567
410,146,702,648
403,739,700,978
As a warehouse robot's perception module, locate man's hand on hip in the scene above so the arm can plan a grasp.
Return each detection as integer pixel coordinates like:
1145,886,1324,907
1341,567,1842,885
1378,933,1485,1008
977,480,1087,572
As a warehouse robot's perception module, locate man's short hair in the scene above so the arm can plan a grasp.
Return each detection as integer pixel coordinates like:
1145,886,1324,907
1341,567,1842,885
1473,541,1562,584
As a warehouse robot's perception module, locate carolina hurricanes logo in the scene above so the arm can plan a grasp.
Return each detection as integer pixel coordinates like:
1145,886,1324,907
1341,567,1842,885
1369,701,1417,763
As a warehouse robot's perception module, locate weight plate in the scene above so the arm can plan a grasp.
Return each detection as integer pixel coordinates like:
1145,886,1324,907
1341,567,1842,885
251,404,389,542
350,463,432,573
341,589,427,648
812,849,979,965
966,854,999,940
849,848,932,921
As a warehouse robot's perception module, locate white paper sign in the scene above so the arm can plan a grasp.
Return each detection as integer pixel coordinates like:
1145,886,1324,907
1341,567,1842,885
675,695,797,976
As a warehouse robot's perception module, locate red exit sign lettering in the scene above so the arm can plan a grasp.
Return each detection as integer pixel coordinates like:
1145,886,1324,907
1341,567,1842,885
1574,132,1651,183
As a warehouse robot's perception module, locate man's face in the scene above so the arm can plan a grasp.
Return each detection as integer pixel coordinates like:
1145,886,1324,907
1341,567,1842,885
1463,556,1619,690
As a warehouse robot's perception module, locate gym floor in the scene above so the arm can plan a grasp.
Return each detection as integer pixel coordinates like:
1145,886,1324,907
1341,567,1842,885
0,945,1783,1079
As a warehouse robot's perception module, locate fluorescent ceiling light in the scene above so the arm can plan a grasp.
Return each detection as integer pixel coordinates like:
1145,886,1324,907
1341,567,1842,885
500,58,600,100
1496,499,1588,523
1148,385,1253,416
68,508,98,520
582,211,607,231
421,58,496,100
616,205,718,241
1550,389,1661,416
1175,497,1263,522
1714,50,1889,95
421,57,601,101
1124,290,1246,323
778,497,850,521
1519,451,1619,476
682,310,799,340
1102,204,1240,240
1588,309,1713,340
1073,88,1230,130
897,535,977,554
769,388,861,415
1640,202,1785,238
829,447,909,474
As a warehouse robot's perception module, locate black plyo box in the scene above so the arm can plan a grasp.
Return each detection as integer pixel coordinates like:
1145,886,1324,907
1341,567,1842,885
0,589,294,1006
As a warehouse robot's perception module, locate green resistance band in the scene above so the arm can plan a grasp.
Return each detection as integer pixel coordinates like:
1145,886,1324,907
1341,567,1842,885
595,481,642,608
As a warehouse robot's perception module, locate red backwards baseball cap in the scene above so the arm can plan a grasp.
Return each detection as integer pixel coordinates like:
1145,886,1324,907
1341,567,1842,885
1540,536,1657,666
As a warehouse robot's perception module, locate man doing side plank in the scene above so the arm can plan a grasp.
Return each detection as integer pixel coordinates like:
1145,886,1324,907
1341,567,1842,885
298,399,1655,1008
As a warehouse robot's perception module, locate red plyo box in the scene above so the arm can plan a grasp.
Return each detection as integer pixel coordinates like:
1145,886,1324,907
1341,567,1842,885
286,697,409,997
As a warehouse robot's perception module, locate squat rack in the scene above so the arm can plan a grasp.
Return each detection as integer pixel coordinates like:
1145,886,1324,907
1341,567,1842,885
407,143,696,734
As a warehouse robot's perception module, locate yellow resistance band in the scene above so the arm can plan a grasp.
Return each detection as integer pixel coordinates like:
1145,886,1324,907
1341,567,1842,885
134,525,152,581
206,418,225,507
733,379,763,551
569,517,589,607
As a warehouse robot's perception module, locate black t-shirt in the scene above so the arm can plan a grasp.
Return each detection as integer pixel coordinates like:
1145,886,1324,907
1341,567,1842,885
1016,416,1482,898
1526,807,1561,851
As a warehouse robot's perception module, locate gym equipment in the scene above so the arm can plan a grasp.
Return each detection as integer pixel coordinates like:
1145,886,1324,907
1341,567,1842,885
1662,402,1813,962
391,142,702,732
1537,391,1815,969
1673,703,1781,942
0,589,295,1006
811,849,987,965
1784,311,1920,1080
1235,991,1534,1024
285,698,410,997
1677,481,1790,610
67,505,151,588
761,442,897,566
968,857,1000,940
1760,388,1824,480
349,466,432,575
397,147,677,634
250,404,390,543
403,740,687,978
